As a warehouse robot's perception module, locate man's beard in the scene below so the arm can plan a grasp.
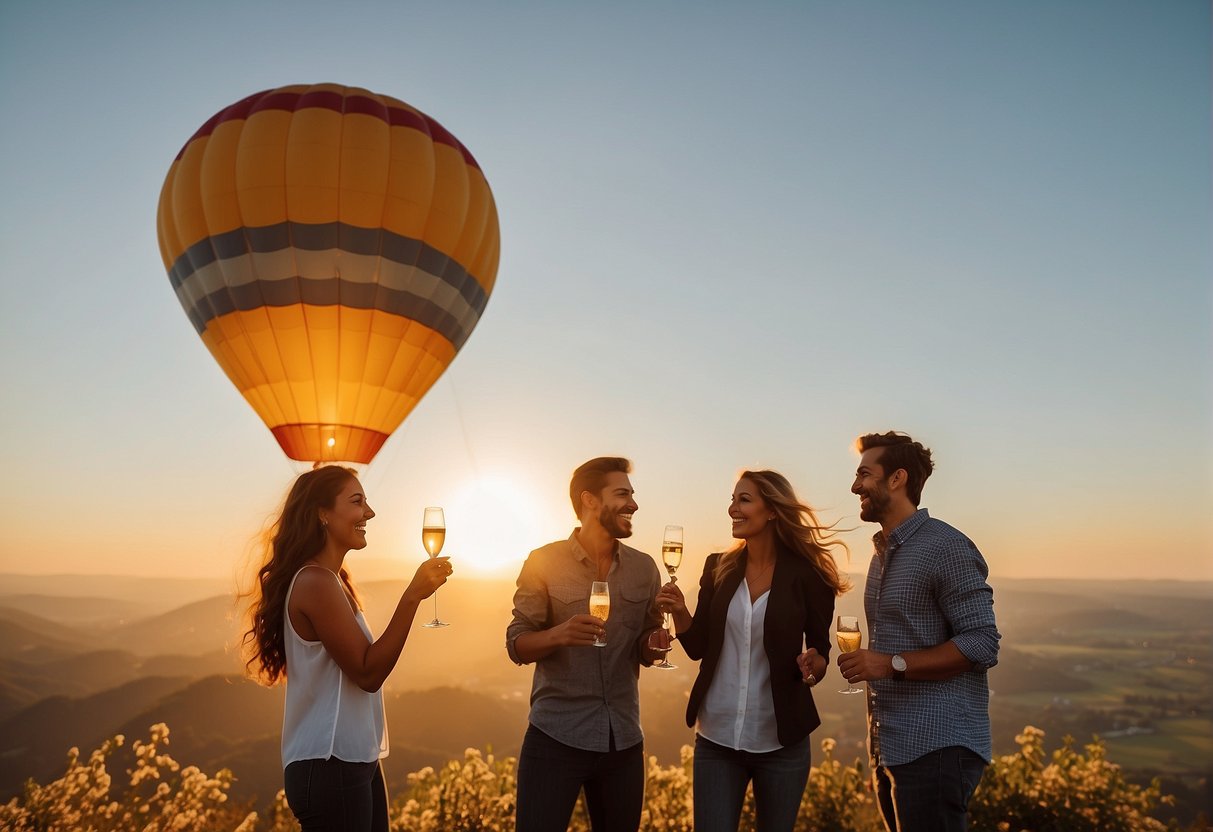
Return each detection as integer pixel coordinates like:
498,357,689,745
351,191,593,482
859,487,892,523
599,506,632,539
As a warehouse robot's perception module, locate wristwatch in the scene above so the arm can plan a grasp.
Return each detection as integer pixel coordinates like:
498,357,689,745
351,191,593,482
891,654,907,681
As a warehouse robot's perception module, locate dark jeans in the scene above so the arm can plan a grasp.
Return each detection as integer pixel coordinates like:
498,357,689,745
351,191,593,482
692,734,812,832
284,757,388,832
516,723,644,832
874,746,987,832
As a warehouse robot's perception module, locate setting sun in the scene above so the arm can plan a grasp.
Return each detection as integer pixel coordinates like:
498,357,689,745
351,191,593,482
443,473,566,576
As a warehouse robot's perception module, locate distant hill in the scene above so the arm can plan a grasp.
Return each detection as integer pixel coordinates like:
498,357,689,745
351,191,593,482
0,675,190,795
0,593,152,626
0,614,96,661
0,574,230,611
384,686,529,758
0,647,242,719
1000,578,1213,601
1034,607,1167,634
103,595,244,657
988,647,1093,695
0,649,147,704
0,675,41,723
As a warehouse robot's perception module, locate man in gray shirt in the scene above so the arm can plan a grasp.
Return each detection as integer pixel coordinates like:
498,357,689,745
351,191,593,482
506,457,665,832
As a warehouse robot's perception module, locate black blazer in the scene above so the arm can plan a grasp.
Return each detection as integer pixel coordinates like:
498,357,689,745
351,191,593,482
679,546,835,748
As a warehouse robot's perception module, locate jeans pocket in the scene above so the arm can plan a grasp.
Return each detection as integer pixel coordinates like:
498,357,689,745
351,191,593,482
284,759,315,816
959,749,987,800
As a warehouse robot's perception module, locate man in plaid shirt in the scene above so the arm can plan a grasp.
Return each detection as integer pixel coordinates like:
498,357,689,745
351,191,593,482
837,431,1000,832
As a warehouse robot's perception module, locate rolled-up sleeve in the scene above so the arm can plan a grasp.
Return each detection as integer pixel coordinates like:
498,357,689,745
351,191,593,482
506,550,549,665
936,538,1000,670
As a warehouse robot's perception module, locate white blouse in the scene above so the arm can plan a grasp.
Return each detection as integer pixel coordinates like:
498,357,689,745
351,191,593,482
695,579,782,752
281,566,388,767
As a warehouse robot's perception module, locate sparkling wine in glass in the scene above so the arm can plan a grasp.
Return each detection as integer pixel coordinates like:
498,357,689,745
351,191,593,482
837,615,862,694
590,581,610,647
652,525,683,669
422,507,450,628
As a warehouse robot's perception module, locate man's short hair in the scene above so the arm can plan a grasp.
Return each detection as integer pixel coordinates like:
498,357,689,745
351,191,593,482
569,457,632,515
855,432,934,506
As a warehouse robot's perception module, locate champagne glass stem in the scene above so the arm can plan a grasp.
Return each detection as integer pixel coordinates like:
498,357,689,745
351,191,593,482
654,610,677,669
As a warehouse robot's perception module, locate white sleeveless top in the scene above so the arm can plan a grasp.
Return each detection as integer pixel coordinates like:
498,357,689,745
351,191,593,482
281,566,388,767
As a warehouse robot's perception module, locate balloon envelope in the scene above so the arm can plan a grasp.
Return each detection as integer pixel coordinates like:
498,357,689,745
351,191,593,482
157,84,499,464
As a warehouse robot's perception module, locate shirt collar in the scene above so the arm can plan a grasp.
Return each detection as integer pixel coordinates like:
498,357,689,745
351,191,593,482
569,528,621,565
872,508,930,554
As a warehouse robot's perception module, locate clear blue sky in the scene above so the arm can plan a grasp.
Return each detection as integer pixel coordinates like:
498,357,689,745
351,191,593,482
1,0,1209,581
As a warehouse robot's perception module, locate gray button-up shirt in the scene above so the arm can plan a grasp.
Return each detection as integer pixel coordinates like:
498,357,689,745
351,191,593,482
506,530,663,752
864,509,1001,767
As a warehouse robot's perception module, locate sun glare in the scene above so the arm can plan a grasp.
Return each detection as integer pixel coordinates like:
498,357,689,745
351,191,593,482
445,473,558,575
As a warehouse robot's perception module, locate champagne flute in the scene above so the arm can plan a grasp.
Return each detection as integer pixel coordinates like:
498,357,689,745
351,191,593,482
652,525,683,669
421,506,450,628
837,615,862,694
590,581,610,647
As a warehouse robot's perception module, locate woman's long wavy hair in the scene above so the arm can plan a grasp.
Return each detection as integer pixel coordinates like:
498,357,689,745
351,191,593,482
242,465,361,685
714,469,851,595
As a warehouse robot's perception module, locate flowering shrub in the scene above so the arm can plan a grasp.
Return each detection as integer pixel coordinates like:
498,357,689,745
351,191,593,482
639,744,694,831
393,748,517,832
1,723,1183,831
968,725,1175,832
0,723,257,832
798,737,878,831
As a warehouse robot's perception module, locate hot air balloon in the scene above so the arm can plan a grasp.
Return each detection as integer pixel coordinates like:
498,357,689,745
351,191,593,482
156,83,499,464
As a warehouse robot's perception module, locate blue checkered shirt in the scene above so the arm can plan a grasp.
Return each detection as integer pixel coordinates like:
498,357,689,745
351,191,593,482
864,509,1000,767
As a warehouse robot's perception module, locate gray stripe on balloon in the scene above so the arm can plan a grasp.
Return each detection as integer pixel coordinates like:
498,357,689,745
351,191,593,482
168,224,490,346
179,277,481,349
168,222,490,308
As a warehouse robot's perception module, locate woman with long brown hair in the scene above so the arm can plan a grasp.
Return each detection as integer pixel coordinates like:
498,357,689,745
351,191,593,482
243,465,450,831
657,469,849,832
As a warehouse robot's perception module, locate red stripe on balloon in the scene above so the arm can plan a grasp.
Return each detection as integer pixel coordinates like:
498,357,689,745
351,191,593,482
174,87,480,169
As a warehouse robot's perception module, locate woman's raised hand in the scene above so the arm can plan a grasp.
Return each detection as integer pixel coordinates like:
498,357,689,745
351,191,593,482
406,556,452,602
655,580,687,617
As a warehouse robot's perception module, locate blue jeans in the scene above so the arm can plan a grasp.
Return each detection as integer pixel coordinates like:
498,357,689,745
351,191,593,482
516,724,644,832
874,746,987,832
283,757,388,832
693,734,812,832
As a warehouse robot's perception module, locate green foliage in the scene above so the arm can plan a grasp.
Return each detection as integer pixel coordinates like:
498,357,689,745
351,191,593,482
969,726,1176,832
1,723,1185,831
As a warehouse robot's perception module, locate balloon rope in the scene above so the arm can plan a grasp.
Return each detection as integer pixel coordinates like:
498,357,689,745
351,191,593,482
446,374,480,478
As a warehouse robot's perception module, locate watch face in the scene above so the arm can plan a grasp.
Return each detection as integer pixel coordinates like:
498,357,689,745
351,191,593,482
892,655,907,672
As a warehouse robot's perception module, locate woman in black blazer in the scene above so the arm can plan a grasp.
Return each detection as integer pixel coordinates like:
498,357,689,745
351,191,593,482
657,469,849,832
